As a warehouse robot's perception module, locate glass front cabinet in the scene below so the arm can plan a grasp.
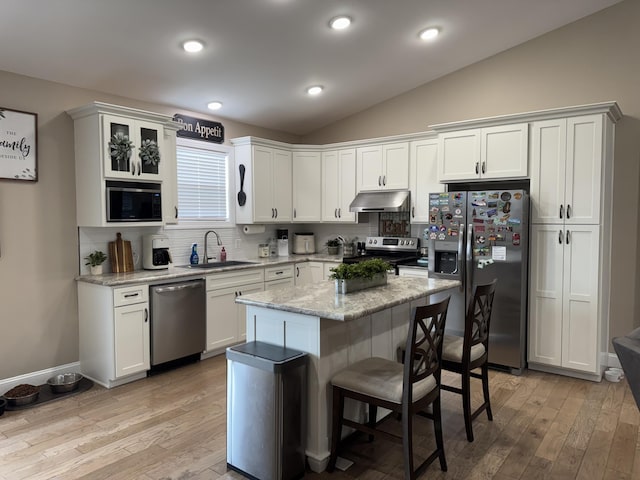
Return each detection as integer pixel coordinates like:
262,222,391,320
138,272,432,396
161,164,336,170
102,114,164,181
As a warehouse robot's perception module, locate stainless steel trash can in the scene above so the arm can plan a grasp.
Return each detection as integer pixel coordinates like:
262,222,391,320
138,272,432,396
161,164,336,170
226,341,307,480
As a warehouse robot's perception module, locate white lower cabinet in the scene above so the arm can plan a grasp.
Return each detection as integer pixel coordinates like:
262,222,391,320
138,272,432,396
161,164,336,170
78,283,150,388
265,264,295,290
295,262,324,286
528,224,600,375
206,269,265,352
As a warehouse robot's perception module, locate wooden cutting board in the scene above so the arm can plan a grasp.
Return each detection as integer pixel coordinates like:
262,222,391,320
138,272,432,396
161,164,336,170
109,232,134,273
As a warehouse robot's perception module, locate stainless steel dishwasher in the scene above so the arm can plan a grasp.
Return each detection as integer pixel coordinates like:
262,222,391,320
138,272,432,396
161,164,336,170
150,279,206,366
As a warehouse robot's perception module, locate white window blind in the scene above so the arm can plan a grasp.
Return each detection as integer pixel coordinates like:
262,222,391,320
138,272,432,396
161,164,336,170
176,143,229,221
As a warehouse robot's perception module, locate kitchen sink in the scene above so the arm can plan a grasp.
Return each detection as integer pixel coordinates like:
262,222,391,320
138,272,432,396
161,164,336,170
179,260,257,269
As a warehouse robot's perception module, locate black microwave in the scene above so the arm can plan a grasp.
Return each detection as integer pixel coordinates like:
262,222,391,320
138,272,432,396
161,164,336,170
106,180,162,222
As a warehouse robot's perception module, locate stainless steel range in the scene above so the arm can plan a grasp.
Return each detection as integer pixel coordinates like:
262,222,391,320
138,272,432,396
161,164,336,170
342,236,420,273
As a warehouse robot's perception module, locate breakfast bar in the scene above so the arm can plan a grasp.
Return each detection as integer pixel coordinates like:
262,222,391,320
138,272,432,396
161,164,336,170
235,276,461,472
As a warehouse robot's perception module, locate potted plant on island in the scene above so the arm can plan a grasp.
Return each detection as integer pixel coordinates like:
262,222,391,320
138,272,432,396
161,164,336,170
329,258,392,294
326,238,341,255
85,250,107,275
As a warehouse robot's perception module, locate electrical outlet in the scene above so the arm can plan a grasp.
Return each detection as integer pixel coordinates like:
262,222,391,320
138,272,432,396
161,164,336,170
235,238,242,248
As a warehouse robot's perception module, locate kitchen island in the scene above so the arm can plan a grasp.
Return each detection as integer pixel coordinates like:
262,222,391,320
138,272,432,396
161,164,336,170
235,276,460,472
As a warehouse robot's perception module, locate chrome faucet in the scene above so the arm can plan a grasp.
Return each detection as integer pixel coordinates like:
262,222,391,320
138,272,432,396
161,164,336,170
204,230,222,263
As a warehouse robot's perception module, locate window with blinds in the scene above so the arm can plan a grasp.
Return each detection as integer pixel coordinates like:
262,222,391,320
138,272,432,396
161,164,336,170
176,141,230,221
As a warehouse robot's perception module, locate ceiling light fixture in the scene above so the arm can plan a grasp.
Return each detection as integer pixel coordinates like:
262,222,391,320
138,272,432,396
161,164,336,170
306,85,324,96
182,40,204,53
419,27,440,41
329,16,352,30
207,101,222,110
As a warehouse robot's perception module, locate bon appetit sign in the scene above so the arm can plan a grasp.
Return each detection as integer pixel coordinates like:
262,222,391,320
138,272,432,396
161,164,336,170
173,114,224,144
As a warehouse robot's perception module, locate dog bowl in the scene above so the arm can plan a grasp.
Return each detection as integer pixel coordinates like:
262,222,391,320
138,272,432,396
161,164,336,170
47,373,83,393
3,384,39,406
604,368,624,383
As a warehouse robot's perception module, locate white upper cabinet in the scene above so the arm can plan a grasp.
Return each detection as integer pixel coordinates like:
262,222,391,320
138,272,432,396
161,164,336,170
357,143,409,191
322,148,357,223
292,151,322,222
437,123,528,182
101,115,165,181
409,138,441,223
233,138,293,224
530,115,604,225
67,102,178,227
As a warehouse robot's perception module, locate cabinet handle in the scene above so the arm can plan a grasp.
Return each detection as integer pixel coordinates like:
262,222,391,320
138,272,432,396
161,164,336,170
296,267,300,277
275,208,278,218
475,162,479,174
174,206,178,219
124,293,140,298
382,175,386,186
275,270,283,275
411,206,415,218
566,230,570,245
567,204,571,219
558,230,563,244
559,204,564,219
334,208,338,218
481,162,486,174
378,175,382,186
338,208,341,218
144,308,148,322
293,208,296,218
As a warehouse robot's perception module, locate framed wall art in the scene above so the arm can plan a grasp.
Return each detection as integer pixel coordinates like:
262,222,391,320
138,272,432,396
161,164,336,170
0,107,37,181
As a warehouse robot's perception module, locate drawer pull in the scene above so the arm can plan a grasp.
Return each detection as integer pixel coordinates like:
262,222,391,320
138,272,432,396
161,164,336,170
124,293,139,298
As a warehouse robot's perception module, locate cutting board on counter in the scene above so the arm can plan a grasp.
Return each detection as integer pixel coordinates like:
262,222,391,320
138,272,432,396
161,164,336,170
109,232,134,273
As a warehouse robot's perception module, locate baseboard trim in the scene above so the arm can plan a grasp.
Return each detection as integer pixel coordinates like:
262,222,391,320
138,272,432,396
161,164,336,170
0,361,82,393
605,352,621,369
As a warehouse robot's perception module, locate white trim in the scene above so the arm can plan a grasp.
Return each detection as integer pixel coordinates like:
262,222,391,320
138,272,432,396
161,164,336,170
0,361,82,393
605,352,621,369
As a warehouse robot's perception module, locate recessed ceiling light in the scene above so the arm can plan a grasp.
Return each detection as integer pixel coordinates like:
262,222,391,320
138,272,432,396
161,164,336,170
182,40,204,53
306,85,324,96
330,16,352,30
419,27,440,41
207,101,222,110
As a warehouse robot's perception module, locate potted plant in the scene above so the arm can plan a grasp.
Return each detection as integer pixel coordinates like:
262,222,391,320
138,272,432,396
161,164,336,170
329,258,391,294
326,238,341,255
85,250,107,275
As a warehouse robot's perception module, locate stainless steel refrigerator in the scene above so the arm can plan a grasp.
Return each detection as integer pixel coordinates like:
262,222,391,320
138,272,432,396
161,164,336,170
427,189,529,374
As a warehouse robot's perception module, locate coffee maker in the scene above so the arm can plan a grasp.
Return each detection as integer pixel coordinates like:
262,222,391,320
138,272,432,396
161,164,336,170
143,234,172,270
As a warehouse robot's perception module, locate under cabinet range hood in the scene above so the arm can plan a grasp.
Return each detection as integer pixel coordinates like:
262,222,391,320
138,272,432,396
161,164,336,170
349,190,410,213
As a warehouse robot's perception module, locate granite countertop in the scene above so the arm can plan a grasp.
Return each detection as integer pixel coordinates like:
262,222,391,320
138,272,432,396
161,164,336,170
76,253,343,287
235,276,461,321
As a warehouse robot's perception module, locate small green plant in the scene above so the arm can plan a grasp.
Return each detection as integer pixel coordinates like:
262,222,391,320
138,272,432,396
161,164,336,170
329,258,391,280
85,250,107,267
326,238,341,247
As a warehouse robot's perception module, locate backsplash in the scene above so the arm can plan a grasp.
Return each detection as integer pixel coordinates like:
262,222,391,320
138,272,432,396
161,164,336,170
77,217,392,275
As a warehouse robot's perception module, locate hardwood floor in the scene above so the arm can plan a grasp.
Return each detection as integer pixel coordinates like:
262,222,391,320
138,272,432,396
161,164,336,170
0,354,637,479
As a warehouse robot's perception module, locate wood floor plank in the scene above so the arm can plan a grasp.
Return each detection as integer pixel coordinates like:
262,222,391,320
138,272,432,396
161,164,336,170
0,355,637,480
